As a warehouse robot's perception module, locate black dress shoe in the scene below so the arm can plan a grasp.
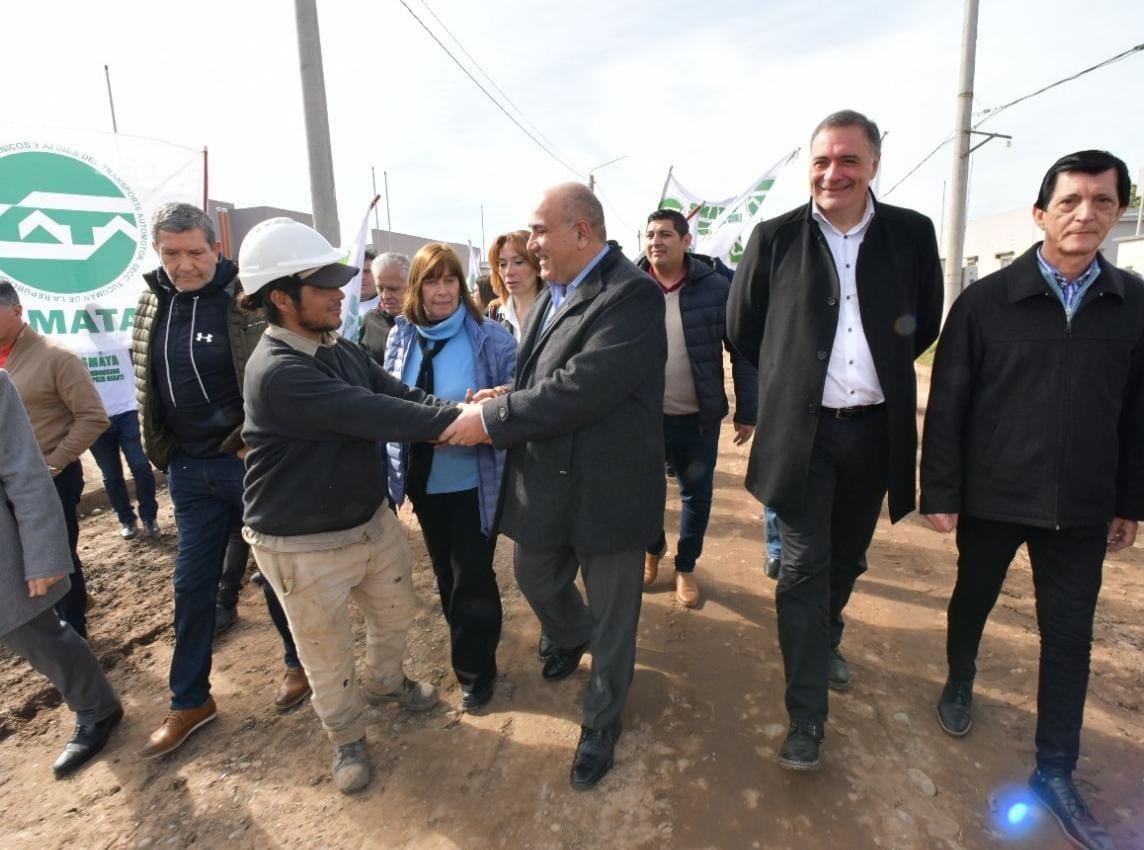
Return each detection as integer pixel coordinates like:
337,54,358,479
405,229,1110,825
542,642,589,682
1029,768,1117,850
936,679,973,737
828,649,851,691
570,720,622,789
777,720,823,771
461,680,495,713
53,705,124,778
537,632,556,662
765,557,781,580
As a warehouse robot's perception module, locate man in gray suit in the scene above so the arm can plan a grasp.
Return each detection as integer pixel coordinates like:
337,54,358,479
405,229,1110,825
445,182,667,788
0,371,123,777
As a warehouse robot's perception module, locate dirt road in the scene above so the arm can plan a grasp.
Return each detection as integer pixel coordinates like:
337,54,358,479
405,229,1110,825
2,368,1141,849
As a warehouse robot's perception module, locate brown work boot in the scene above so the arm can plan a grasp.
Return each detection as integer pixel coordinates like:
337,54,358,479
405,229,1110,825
675,572,700,607
274,666,311,712
139,697,217,759
643,551,662,588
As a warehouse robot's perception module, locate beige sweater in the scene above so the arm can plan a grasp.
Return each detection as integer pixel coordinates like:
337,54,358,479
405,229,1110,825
5,325,109,470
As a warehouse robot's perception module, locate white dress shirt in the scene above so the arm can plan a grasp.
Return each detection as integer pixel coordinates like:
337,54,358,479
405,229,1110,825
812,198,884,408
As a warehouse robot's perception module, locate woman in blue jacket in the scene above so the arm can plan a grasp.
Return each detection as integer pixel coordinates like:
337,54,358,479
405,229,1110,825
384,243,516,712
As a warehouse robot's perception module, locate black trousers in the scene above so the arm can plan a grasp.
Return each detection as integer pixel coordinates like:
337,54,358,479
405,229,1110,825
411,488,501,691
775,409,889,724
52,460,88,638
947,515,1107,774
514,542,644,729
2,608,120,727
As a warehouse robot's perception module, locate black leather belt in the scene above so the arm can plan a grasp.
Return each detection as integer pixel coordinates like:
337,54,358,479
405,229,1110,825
819,403,885,420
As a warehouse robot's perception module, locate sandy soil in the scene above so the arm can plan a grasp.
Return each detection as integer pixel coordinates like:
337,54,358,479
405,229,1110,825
1,365,1141,850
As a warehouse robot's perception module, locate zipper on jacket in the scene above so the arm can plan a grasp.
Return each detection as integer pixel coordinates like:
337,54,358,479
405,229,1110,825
162,297,178,407
188,296,210,403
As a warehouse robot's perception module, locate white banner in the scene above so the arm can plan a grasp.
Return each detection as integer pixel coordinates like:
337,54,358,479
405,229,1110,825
659,149,798,268
467,242,482,294
0,124,203,399
338,197,378,342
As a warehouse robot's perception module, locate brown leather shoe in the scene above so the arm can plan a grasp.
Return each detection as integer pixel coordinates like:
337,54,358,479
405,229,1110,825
139,697,217,759
274,666,311,712
675,572,699,607
643,552,662,588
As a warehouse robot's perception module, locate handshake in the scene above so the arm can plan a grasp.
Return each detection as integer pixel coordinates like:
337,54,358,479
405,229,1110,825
436,385,510,447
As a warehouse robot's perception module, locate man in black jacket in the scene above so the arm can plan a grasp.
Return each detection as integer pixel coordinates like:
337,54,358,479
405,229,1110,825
639,209,756,607
359,251,410,363
727,110,942,771
131,203,307,760
921,150,1142,850
237,217,462,795
444,183,667,789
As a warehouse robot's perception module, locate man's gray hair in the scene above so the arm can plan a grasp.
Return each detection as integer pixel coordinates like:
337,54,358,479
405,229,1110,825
811,110,882,157
0,279,19,307
560,183,607,240
150,202,216,245
372,252,411,280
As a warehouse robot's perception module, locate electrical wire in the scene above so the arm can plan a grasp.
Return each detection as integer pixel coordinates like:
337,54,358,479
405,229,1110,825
416,0,566,157
396,0,585,179
882,42,1143,198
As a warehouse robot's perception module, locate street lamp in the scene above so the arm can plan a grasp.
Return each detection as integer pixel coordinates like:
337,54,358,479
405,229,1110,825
588,155,628,192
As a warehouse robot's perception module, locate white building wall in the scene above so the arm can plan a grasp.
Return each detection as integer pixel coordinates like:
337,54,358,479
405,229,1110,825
960,208,1141,279
1116,235,1144,275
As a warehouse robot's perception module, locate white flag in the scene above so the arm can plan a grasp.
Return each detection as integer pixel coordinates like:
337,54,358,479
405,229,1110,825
659,148,798,268
467,242,482,295
0,123,202,400
338,196,379,342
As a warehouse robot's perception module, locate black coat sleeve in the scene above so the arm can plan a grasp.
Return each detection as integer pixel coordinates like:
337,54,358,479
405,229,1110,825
726,223,770,370
913,216,944,357
919,291,980,514
1116,332,1144,520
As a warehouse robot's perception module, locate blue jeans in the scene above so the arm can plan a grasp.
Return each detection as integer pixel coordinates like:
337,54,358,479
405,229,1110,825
89,410,158,526
647,414,720,573
166,452,245,710
764,506,781,560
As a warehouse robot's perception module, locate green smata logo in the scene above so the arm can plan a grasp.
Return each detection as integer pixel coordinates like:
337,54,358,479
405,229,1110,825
0,148,146,296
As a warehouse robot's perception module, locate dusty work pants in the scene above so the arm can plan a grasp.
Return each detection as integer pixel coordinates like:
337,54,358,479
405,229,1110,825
250,508,416,745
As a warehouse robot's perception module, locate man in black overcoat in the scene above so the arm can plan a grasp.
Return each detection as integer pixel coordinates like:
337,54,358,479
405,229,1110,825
727,110,942,770
444,182,667,789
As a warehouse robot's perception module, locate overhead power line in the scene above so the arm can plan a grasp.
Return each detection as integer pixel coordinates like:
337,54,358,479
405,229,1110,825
397,0,584,179
883,42,1144,198
416,0,566,157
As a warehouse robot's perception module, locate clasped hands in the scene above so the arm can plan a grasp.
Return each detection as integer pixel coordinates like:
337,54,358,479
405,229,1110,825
435,385,510,447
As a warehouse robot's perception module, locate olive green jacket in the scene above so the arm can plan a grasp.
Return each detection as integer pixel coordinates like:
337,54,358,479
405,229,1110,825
130,265,266,470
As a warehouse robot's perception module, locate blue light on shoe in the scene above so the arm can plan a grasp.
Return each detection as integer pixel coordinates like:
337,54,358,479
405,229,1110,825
1006,802,1029,825
989,785,1038,840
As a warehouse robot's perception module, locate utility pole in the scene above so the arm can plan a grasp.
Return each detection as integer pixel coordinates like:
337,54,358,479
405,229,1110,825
103,65,118,133
383,171,392,250
588,155,628,194
940,0,980,320
293,0,341,246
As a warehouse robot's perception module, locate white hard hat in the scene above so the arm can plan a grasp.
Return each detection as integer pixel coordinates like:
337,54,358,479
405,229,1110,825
238,217,357,295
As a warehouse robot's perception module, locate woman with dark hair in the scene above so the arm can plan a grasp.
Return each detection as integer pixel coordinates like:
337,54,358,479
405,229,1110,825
486,230,543,340
384,243,516,711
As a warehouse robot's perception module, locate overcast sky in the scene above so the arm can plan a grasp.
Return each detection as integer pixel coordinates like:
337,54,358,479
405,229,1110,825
4,0,1142,255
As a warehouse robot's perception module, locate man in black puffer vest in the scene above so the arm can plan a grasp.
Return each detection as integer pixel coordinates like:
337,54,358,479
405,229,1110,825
130,203,307,762
638,209,757,607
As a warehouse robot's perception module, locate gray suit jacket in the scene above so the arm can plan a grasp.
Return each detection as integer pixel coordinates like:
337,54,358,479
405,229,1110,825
0,370,73,638
484,244,667,554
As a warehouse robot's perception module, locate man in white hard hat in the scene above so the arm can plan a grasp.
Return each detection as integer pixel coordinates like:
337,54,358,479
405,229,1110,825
236,217,466,794
131,203,308,761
